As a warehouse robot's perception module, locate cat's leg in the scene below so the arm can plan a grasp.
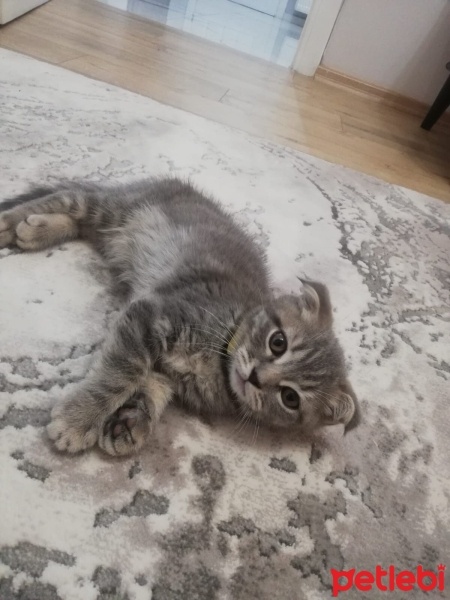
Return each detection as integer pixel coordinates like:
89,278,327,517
47,299,173,455
98,372,174,456
0,186,56,247
15,214,78,250
0,186,90,249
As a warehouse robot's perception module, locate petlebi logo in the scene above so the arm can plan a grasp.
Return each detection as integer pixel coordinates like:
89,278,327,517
331,564,446,596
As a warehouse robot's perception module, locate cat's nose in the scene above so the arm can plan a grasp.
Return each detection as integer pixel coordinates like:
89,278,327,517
248,368,261,389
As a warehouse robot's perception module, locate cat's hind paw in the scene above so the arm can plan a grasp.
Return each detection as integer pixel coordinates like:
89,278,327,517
16,215,49,250
47,404,99,453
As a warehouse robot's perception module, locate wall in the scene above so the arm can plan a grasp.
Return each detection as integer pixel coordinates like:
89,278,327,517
322,0,450,104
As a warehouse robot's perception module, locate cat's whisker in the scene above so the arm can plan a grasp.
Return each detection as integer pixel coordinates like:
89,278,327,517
208,349,232,360
311,389,339,411
193,340,229,353
232,404,246,424
170,339,232,360
308,388,329,404
238,414,251,438
251,417,260,446
188,325,229,346
233,406,247,428
198,306,234,338
231,407,249,436
235,407,253,437
313,389,337,402
199,347,231,360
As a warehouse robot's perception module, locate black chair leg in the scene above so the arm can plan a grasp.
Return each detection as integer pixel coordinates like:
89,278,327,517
421,74,450,130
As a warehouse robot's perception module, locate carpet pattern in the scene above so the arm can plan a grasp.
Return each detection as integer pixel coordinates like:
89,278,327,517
0,49,449,600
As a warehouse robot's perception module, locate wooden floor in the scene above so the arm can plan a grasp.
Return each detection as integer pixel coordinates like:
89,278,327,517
1,0,449,202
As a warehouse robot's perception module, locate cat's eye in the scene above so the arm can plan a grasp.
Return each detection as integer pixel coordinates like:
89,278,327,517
269,330,287,356
280,387,300,410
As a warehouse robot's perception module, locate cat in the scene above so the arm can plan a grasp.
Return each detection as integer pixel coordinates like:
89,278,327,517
0,177,360,456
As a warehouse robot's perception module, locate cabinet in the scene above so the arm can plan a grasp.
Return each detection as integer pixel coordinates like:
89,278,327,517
0,0,50,25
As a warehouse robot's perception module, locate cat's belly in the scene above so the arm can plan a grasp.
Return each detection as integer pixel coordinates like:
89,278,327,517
101,205,187,294
162,351,230,414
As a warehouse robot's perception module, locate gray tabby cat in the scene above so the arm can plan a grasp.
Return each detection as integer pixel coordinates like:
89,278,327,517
0,177,360,456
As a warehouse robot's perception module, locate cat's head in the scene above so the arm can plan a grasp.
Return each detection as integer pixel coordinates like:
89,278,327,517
227,280,360,433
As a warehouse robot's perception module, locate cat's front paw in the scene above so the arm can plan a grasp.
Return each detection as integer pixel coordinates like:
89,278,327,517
47,403,99,453
98,395,151,456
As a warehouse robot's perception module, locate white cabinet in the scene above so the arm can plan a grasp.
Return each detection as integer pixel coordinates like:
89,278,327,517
0,0,50,25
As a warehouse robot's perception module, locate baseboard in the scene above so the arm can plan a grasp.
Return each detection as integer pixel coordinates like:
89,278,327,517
315,65,450,125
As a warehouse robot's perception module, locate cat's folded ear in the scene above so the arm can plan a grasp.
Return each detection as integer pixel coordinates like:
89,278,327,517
299,278,333,328
322,379,361,434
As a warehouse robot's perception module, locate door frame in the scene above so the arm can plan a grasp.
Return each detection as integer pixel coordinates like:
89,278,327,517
292,0,344,76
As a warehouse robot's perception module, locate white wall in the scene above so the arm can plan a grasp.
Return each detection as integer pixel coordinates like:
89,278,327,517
322,0,450,104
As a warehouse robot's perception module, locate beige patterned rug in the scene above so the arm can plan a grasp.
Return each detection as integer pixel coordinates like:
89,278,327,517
0,48,449,600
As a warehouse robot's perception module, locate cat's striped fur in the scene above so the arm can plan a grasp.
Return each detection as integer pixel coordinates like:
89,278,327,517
0,178,360,456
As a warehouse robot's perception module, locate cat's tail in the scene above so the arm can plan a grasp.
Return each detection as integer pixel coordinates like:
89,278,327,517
0,181,109,251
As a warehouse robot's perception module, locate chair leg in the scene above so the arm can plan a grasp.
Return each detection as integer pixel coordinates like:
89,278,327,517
421,74,450,130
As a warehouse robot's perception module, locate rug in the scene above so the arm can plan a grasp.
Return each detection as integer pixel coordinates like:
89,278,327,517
0,48,449,600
